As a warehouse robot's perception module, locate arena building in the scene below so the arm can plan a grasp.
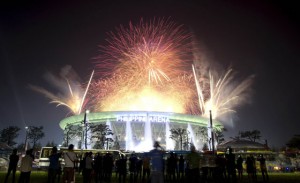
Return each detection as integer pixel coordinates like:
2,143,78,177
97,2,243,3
59,111,223,152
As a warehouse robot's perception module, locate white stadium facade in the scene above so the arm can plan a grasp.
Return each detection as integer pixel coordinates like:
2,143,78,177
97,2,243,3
59,111,223,152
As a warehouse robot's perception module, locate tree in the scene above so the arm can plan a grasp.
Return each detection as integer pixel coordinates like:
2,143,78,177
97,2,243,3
27,126,45,148
197,126,209,143
215,128,227,144
240,130,261,142
33,142,42,152
91,124,113,149
286,134,300,149
45,141,57,147
63,125,82,147
0,126,20,147
170,128,186,150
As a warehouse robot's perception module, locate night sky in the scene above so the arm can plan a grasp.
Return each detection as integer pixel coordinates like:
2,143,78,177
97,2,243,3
1,1,299,149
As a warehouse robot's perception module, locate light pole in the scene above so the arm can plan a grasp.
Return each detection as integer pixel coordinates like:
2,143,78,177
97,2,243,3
209,110,215,154
24,126,29,153
82,110,89,149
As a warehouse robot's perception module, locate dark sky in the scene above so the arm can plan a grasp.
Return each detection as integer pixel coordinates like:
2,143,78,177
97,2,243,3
1,1,299,149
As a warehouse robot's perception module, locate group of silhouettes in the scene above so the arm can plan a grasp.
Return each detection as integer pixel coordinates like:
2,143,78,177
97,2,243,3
213,147,269,183
3,144,269,183
4,148,35,183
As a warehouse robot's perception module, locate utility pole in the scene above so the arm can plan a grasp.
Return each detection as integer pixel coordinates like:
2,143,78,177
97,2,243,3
82,110,89,149
209,110,215,154
24,126,29,153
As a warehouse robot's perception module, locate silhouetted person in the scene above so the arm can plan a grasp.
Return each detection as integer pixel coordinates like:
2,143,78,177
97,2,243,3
142,154,151,182
47,146,61,183
178,155,185,181
236,155,243,181
80,153,88,176
83,152,94,183
166,152,176,182
18,149,33,183
225,147,236,183
4,149,19,183
148,141,164,183
118,154,127,183
215,154,226,181
251,155,257,182
94,153,103,183
186,145,201,183
136,157,143,181
246,156,254,182
129,152,138,183
258,155,269,182
103,153,114,182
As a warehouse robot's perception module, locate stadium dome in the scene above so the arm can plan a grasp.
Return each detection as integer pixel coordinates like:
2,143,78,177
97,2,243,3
59,111,223,152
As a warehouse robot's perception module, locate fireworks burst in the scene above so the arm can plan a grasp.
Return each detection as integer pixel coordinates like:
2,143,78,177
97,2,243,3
96,17,192,84
29,66,94,115
193,64,254,119
31,18,254,122
93,18,195,113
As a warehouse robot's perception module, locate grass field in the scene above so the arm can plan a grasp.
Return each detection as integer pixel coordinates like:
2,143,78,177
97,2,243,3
1,170,300,183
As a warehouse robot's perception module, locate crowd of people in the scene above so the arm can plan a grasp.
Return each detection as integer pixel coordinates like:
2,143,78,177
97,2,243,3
3,144,269,183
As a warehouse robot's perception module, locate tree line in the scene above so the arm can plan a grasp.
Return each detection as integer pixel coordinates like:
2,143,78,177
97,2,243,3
1,125,299,151
0,125,45,151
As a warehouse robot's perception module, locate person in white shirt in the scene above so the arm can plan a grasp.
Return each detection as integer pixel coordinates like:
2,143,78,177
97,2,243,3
18,149,33,183
63,144,77,183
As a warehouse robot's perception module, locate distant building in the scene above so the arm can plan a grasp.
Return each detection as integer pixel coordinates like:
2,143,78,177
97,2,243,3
217,139,270,153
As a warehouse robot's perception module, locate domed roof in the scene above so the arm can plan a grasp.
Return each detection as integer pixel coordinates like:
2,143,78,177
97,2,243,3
217,139,268,152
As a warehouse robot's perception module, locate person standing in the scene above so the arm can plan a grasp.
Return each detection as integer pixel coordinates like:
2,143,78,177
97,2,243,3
63,144,77,183
142,154,150,182
118,154,127,183
186,145,201,183
47,146,61,183
251,155,257,182
129,153,138,183
83,152,94,183
178,155,185,181
246,156,254,182
18,149,33,183
148,141,165,183
166,152,176,182
225,147,236,183
236,155,244,181
103,153,114,182
258,155,269,182
93,153,103,183
4,149,19,183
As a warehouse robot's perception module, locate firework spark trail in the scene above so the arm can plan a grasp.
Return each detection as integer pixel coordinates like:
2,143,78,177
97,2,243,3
193,64,254,119
78,70,94,114
29,66,93,115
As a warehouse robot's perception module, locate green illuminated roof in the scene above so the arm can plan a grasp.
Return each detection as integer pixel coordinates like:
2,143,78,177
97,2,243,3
59,111,223,130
